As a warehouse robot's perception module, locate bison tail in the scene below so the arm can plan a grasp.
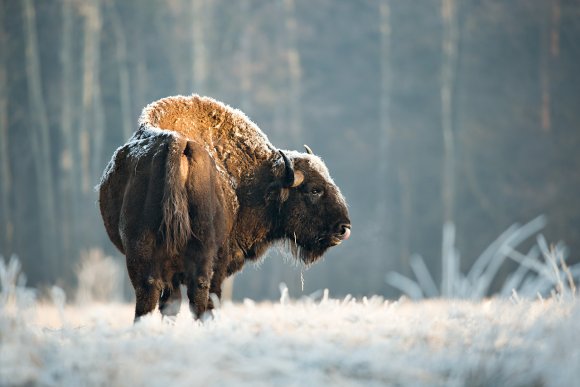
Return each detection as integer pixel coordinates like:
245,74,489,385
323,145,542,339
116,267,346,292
161,137,192,255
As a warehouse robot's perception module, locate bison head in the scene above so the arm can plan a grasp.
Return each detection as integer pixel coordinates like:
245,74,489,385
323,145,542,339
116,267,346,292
271,147,351,264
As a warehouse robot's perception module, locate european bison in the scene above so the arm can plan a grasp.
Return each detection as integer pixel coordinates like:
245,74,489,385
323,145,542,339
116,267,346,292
98,95,351,320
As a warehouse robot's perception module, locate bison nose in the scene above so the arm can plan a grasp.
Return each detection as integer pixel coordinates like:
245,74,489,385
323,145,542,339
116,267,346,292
338,224,351,240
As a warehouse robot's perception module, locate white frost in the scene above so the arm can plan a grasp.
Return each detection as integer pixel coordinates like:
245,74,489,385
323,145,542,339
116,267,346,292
1,289,579,386
278,150,348,207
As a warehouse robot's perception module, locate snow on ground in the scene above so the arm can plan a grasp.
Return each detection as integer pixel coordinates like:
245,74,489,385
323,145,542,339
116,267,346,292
1,291,579,387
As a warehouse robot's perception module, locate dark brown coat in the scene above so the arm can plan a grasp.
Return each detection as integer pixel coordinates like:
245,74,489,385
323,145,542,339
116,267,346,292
99,95,351,320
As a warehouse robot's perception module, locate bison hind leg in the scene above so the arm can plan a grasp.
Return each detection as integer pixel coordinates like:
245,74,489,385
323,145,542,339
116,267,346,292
127,256,162,322
133,276,162,322
186,275,211,320
159,273,183,317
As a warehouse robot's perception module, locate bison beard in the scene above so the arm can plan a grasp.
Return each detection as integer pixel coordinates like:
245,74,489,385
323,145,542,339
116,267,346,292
98,95,351,321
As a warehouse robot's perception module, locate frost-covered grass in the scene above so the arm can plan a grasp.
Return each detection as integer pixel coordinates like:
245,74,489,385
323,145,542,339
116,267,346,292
2,227,580,387
2,279,579,386
387,216,580,300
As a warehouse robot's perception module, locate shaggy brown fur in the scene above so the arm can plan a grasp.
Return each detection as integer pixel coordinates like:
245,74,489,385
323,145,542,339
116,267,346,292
139,94,277,180
99,94,351,321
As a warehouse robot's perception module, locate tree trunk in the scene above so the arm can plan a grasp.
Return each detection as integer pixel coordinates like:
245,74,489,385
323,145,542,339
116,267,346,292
78,0,105,193
540,0,560,132
79,2,95,193
239,0,253,113
273,1,286,142
133,5,150,113
377,0,392,256
108,0,132,141
58,0,77,274
89,1,105,186
283,0,302,144
550,0,560,58
191,0,208,94
23,0,59,280
0,1,12,257
440,0,458,294
377,0,402,277
441,0,457,224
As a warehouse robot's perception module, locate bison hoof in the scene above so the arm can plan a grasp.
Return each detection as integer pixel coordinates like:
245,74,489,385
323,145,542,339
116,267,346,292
189,303,214,321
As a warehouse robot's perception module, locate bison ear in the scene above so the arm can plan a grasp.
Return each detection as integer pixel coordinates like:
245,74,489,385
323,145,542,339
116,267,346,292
291,170,304,187
278,150,304,188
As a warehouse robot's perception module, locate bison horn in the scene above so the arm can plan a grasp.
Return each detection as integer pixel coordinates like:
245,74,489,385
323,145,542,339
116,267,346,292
279,150,304,188
304,144,314,155
279,150,295,188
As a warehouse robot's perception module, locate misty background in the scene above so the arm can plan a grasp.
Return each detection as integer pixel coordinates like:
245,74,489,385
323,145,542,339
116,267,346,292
1,0,579,300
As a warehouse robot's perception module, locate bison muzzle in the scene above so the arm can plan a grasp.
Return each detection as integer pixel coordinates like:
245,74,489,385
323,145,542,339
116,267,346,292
98,95,351,321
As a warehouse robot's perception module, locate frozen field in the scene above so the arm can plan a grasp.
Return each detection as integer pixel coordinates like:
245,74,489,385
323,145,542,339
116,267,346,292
1,291,579,387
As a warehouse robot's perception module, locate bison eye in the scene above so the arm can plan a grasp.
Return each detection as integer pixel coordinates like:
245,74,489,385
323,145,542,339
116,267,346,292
310,187,323,196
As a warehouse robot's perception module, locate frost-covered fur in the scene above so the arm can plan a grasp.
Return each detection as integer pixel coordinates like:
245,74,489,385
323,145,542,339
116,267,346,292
276,150,347,209
139,94,276,180
138,95,342,212
99,94,351,320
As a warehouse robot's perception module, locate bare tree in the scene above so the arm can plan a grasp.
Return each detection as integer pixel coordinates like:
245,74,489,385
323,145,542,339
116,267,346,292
441,0,458,295
0,1,12,257
540,0,560,132
441,0,458,225
58,0,77,267
23,0,60,279
76,0,106,195
550,0,560,58
108,0,132,141
88,1,106,187
283,0,302,143
132,4,150,113
239,0,253,113
272,1,286,142
377,0,391,224
376,0,397,275
191,0,209,94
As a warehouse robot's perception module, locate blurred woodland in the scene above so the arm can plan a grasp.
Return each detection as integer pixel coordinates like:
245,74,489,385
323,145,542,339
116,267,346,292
1,0,580,299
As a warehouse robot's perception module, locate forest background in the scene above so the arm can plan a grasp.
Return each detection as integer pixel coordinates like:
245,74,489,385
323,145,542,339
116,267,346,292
1,0,579,300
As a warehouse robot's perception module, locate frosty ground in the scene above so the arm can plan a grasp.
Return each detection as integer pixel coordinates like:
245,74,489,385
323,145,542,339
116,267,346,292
2,290,579,387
